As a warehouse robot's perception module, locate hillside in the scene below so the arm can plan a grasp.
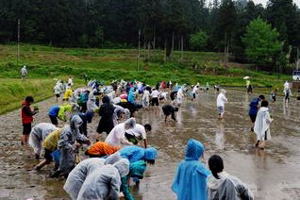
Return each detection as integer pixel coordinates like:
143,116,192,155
0,44,289,114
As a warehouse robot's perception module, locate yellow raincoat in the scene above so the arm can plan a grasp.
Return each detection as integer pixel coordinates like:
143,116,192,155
63,88,73,100
58,104,72,121
43,129,62,151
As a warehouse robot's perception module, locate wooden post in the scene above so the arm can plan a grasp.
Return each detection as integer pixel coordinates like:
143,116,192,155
17,19,20,66
138,29,141,71
181,35,183,61
171,32,174,58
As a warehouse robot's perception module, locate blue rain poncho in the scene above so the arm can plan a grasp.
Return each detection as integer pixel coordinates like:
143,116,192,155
121,160,147,200
128,88,135,104
64,158,105,200
77,159,130,200
119,146,157,163
172,139,211,200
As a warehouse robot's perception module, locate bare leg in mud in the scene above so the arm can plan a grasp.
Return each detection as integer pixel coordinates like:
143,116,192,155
34,159,51,170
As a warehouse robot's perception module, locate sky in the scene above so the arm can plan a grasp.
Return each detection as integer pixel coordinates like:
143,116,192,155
207,0,300,7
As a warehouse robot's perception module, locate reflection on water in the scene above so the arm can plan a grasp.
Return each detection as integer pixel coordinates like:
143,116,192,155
215,122,225,150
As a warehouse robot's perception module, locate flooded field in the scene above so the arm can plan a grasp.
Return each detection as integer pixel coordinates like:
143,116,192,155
1,89,300,200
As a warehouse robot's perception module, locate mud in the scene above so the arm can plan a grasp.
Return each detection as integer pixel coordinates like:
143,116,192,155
0,89,300,200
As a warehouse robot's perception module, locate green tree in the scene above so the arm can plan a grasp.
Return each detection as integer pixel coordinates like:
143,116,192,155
190,31,208,50
242,18,282,67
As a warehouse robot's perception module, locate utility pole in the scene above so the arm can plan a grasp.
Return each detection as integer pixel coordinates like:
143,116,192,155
297,48,299,71
17,19,20,66
137,29,141,71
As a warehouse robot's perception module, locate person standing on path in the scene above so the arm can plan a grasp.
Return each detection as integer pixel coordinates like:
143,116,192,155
20,65,28,79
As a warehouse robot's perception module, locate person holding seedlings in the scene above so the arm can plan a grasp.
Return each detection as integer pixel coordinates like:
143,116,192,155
20,96,38,145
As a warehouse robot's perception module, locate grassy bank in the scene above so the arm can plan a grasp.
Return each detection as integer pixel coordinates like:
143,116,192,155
0,44,290,114
0,79,55,114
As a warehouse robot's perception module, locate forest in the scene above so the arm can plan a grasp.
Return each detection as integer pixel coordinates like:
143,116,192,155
1,0,300,70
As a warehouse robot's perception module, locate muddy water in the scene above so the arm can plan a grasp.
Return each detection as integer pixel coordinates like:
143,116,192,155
1,90,300,200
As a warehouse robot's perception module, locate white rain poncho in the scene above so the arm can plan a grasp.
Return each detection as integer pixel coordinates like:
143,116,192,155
77,159,130,200
113,105,130,126
87,96,98,112
207,172,254,200
217,90,228,108
176,88,184,105
64,158,105,200
54,84,62,95
254,107,272,141
58,115,89,175
29,123,57,155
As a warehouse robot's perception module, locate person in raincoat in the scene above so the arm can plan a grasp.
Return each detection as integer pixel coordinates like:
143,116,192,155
20,65,28,79
52,115,90,177
128,87,136,104
172,139,211,200
34,128,63,170
63,87,73,101
207,155,254,200
54,82,62,102
142,87,151,108
121,160,147,200
283,81,292,104
113,105,131,126
85,141,120,157
64,153,124,200
119,146,157,164
248,95,265,131
176,87,184,106
86,94,99,122
29,123,57,159
217,89,228,119
64,158,105,200
254,100,273,149
97,95,115,134
48,104,72,125
105,118,137,147
77,158,130,200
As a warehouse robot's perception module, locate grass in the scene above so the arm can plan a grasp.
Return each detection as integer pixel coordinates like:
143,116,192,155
0,43,290,114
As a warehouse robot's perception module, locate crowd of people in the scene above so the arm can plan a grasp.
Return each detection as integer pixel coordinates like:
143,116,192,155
19,76,295,200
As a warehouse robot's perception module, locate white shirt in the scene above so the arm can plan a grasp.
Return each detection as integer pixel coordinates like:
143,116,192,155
192,86,198,94
54,84,61,94
151,90,160,98
217,93,228,107
142,90,150,101
105,123,126,146
68,78,73,86
127,124,147,140
21,67,27,76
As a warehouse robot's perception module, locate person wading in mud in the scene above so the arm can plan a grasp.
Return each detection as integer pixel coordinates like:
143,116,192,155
216,89,228,120
254,100,273,150
248,95,265,132
21,96,38,145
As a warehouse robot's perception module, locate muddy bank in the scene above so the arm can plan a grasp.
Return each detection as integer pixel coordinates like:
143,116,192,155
1,90,300,200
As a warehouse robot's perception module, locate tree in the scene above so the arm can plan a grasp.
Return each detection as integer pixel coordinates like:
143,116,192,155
190,31,208,51
242,18,282,67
